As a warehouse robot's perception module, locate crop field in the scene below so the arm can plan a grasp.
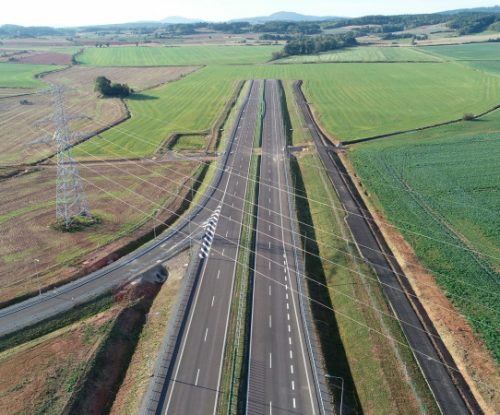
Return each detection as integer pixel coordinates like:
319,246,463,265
77,45,281,66
420,42,500,61
0,63,63,88
348,112,500,361
278,46,442,63
74,66,238,158
0,160,196,304
74,61,500,159
0,65,196,165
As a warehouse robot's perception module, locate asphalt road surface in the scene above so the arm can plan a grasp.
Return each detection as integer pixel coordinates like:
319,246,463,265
156,80,262,415
293,81,477,415
246,80,321,415
0,81,255,338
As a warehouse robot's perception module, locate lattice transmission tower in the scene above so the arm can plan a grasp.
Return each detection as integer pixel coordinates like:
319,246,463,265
51,85,91,229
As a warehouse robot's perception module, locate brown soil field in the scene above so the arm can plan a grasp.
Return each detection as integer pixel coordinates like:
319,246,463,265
0,65,198,166
0,307,120,414
0,159,197,304
15,51,73,65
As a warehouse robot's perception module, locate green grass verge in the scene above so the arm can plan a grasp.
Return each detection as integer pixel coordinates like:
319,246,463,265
0,63,64,88
348,111,500,362
77,45,281,66
0,293,114,353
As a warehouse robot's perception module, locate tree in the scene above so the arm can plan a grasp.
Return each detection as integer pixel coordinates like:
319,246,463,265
95,76,132,98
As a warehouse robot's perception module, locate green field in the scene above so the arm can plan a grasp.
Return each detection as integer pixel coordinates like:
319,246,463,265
279,46,442,63
0,63,63,88
75,61,500,158
170,134,207,151
77,45,280,66
421,42,500,61
348,113,500,361
74,66,238,158
467,60,500,76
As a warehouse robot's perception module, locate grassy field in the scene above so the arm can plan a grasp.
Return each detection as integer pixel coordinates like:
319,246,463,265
348,112,500,362
278,46,442,63
74,66,239,158
170,134,207,151
467,60,500,76
0,63,63,88
421,42,500,60
77,45,280,66
75,61,500,158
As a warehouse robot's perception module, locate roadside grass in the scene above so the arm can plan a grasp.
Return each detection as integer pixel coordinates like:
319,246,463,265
348,111,500,362
292,152,438,414
0,62,63,88
77,45,281,66
278,46,443,63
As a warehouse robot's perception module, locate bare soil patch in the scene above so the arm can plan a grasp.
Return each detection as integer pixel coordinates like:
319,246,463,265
15,51,73,65
0,307,119,414
0,160,197,304
0,65,198,165
340,151,500,414
110,250,189,414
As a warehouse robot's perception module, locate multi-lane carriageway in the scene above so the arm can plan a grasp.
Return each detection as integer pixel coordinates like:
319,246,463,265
157,79,323,415
246,80,321,415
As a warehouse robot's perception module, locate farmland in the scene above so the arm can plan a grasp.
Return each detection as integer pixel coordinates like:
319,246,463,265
75,61,500,159
77,45,281,66
0,65,197,165
0,63,63,89
421,42,500,61
348,111,500,361
0,160,197,304
278,46,442,63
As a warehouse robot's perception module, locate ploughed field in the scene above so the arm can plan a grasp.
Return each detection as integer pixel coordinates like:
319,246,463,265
0,160,197,304
348,112,500,361
0,65,197,165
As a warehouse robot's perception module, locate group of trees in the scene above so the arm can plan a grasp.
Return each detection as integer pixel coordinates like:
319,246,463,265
95,76,132,98
272,32,358,60
448,13,500,34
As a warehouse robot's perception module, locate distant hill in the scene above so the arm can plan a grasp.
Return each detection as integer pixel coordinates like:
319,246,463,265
230,11,340,24
161,16,204,24
440,6,500,15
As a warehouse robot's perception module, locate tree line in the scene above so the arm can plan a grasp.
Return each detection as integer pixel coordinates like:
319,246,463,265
272,32,358,60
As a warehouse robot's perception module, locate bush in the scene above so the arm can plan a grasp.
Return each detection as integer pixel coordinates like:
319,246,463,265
463,113,476,121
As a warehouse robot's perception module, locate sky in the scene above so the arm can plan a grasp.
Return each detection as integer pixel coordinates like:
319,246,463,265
2,0,500,27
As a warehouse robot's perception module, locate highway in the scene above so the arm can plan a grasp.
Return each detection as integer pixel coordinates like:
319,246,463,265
293,81,478,415
154,80,262,415
0,81,255,338
246,80,321,415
